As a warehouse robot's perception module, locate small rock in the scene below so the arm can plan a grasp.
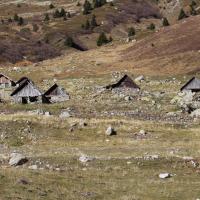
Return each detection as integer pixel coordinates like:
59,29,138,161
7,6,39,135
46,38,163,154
79,155,94,163
139,130,147,135
159,173,172,179
59,111,72,118
9,153,28,166
79,121,87,127
44,112,51,116
28,165,38,170
17,178,29,185
135,75,145,82
124,96,132,101
105,126,116,136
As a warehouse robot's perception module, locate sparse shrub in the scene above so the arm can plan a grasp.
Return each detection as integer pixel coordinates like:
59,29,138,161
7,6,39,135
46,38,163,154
147,23,155,30
128,27,136,37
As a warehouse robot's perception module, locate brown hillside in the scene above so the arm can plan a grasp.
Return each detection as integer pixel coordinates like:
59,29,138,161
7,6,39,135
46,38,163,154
122,15,200,75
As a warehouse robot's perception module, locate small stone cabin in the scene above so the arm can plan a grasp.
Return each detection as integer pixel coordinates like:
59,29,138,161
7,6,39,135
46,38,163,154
10,79,43,104
44,83,70,103
106,74,140,91
0,74,16,88
181,77,200,92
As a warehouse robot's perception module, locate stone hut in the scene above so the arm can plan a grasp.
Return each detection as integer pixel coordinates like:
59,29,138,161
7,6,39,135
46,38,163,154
0,73,16,88
44,83,70,103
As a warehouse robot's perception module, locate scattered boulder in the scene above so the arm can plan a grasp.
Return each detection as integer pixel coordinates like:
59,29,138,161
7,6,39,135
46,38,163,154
79,155,95,163
139,130,147,135
105,126,116,136
159,173,172,179
135,75,145,82
28,165,38,170
124,96,132,101
190,109,200,117
9,153,28,166
79,121,87,127
17,178,29,185
59,111,72,118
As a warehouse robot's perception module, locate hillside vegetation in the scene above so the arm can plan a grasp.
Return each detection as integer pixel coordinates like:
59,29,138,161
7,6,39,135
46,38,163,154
0,0,199,65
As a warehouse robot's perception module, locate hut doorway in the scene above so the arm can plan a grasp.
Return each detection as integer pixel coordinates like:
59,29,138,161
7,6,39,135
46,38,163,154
22,97,28,104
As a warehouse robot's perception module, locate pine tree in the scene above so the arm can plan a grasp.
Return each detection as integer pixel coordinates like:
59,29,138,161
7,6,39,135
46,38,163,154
8,18,12,23
147,23,155,30
178,9,187,20
162,17,170,26
85,19,90,30
53,9,60,18
49,3,55,9
14,14,19,21
32,24,39,32
128,27,135,37
97,32,108,46
93,0,107,8
190,5,197,16
109,1,114,6
18,17,24,25
60,8,66,17
91,14,97,28
77,1,81,6
108,36,113,42
44,13,50,21
64,36,74,47
83,0,92,15
67,12,71,18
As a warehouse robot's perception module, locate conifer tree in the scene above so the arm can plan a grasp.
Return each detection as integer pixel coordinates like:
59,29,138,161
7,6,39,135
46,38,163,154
178,9,187,20
14,14,19,21
91,14,97,28
44,13,50,21
18,17,24,25
128,27,135,37
97,32,109,46
83,0,92,15
162,17,170,26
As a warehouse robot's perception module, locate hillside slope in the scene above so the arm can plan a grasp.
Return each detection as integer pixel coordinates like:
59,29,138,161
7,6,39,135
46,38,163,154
122,15,200,75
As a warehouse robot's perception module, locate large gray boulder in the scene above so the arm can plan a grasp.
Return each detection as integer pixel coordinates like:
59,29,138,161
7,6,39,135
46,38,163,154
9,153,28,166
191,109,200,117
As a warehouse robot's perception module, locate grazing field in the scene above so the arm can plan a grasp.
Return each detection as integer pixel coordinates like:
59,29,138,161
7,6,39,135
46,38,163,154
0,70,200,199
1,0,200,199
